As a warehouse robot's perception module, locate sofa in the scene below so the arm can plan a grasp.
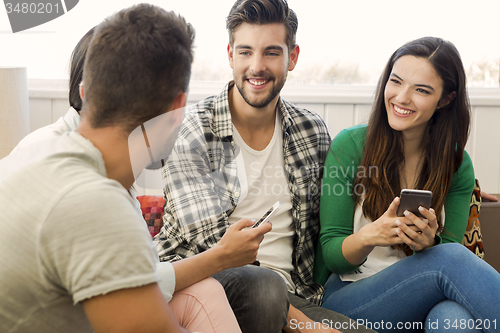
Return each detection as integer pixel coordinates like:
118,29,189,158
137,190,500,272
480,197,500,272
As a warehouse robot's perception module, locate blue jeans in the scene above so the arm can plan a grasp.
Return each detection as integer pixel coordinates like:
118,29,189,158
321,243,500,333
426,300,481,333
212,265,289,333
212,265,376,333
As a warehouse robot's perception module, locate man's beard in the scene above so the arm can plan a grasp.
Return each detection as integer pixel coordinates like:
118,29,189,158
235,73,286,108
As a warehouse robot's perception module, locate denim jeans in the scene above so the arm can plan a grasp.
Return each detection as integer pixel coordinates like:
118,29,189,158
426,300,482,333
321,243,500,333
213,265,376,333
212,265,289,333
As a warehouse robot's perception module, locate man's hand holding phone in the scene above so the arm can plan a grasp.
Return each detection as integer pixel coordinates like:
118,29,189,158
215,204,276,270
170,205,274,294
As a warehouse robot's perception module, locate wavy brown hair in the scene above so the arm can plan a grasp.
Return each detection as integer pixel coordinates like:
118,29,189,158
353,37,470,255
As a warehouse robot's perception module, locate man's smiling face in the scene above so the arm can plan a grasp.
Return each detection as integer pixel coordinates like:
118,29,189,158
228,22,298,109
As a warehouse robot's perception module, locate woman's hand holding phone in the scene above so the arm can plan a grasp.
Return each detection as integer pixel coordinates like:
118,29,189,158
341,194,437,266
395,206,438,252
359,197,408,247
343,197,407,266
354,196,436,256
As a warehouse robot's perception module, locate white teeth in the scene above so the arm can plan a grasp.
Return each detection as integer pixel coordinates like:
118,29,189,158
394,104,414,115
249,79,267,86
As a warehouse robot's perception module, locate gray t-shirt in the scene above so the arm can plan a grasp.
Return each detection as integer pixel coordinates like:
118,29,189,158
0,131,159,332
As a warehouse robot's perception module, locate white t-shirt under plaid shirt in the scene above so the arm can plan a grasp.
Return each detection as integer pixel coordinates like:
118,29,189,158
155,81,331,304
230,110,295,292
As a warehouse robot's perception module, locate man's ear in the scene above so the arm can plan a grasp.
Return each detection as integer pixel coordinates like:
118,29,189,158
171,91,187,110
438,91,456,109
79,81,84,101
227,43,234,70
169,91,187,127
288,44,300,71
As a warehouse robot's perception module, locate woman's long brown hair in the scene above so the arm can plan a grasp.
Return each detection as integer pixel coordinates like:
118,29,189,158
353,37,471,255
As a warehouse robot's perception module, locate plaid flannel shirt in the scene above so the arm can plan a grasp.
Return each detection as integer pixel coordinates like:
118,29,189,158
154,81,331,304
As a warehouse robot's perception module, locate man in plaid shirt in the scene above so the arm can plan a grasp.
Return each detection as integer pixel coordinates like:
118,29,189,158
154,1,374,332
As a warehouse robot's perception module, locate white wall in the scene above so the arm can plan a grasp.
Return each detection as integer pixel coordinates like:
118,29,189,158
27,80,500,195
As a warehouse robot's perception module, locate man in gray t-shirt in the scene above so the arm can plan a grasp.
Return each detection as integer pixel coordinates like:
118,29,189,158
0,132,161,332
0,5,194,332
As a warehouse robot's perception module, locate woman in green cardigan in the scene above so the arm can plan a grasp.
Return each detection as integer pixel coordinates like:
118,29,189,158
315,37,500,333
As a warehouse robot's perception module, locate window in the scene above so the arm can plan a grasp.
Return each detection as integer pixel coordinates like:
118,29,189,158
1,0,499,87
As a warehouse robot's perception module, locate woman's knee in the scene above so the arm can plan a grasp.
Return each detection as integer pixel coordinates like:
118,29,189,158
178,277,226,300
427,243,476,265
425,300,480,333
171,278,242,333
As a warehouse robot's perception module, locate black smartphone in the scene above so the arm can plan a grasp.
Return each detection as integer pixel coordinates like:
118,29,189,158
397,189,432,218
252,201,282,228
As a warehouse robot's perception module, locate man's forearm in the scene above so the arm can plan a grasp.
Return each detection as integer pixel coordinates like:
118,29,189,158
171,245,226,292
172,218,270,292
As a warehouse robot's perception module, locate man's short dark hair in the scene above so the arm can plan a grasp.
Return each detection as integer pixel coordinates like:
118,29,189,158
82,4,194,132
226,0,298,51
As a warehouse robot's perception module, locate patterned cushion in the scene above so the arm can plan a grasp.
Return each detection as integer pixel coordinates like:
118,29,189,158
462,179,485,259
137,195,165,238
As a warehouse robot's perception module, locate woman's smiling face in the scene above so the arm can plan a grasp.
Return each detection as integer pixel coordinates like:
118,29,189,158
384,55,445,137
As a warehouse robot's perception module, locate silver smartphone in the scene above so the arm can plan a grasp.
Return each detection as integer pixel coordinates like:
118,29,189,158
252,201,282,228
397,189,432,218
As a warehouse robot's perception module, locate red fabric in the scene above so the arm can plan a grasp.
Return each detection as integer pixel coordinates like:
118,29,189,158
137,195,165,238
